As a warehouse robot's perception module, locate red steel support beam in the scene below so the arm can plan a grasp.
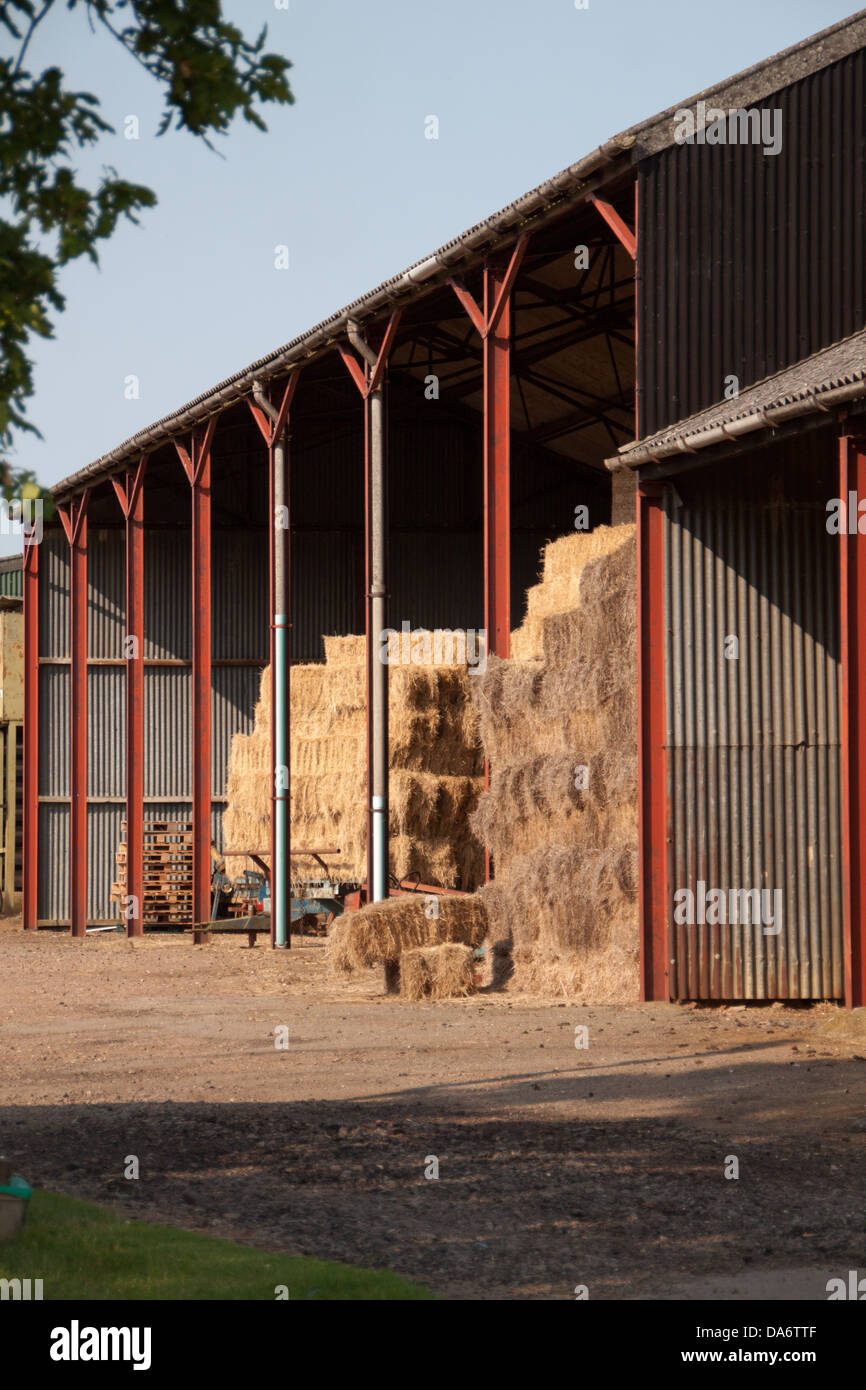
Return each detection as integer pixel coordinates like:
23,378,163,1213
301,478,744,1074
588,193,637,261
247,374,300,947
22,537,39,929
840,433,866,1008
176,420,217,939
450,236,528,883
339,313,403,901
112,456,148,937
58,492,91,937
637,480,668,1000
483,260,515,658
448,234,528,659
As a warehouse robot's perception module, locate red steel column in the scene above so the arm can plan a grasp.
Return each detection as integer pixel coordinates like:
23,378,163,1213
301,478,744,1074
126,472,145,936
362,395,374,898
840,434,866,1007
638,480,668,1000
22,539,39,929
483,262,513,658
192,445,212,932
175,422,216,938
449,235,528,884
59,494,90,938
113,458,147,937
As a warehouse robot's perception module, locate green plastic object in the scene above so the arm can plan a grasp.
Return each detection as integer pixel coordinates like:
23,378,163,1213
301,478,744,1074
0,1176,31,1201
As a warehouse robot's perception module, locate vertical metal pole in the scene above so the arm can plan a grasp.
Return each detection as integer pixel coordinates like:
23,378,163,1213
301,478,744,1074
483,263,512,659
3,724,14,911
70,505,88,938
191,449,212,934
638,481,668,1000
126,475,145,937
22,541,38,930
840,434,866,1008
272,429,291,946
363,396,374,903
369,383,389,902
338,316,401,904
268,434,276,947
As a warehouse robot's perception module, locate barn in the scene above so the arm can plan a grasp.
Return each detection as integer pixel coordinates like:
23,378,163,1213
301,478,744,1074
25,10,866,1004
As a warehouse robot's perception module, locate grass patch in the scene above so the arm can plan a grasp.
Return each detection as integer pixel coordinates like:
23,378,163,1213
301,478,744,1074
0,1190,435,1301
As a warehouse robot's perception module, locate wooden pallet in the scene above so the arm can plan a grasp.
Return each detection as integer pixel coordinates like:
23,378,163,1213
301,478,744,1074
114,818,195,924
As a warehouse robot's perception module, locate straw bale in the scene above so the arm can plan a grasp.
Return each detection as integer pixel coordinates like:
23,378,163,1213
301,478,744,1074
322,634,365,666
507,526,635,660
509,617,543,663
470,656,560,763
511,937,639,1003
471,755,594,861
399,943,477,1000
468,527,640,1001
328,892,487,973
222,631,485,888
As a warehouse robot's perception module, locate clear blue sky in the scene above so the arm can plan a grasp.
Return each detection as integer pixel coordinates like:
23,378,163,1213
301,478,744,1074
6,0,855,510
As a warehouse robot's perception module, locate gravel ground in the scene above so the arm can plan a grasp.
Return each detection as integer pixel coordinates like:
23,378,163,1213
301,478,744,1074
1,924,865,1299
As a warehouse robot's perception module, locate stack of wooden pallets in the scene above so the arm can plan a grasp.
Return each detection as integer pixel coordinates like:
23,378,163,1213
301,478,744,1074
110,819,193,924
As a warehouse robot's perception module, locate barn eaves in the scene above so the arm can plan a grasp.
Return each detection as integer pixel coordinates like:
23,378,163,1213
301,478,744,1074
606,328,866,473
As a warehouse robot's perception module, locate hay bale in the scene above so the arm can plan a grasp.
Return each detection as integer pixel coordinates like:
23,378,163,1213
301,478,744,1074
509,526,635,659
222,630,485,888
469,526,639,1002
472,754,599,861
328,892,487,973
399,943,477,1000
322,634,365,666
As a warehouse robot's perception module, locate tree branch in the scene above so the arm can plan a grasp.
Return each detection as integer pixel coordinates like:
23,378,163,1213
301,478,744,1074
13,0,57,75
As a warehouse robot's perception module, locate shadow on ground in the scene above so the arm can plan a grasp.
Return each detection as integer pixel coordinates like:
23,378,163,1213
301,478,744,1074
4,1053,865,1300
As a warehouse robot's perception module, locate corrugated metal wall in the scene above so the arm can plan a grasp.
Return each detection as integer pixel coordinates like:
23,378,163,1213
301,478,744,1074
637,48,866,435
37,527,265,923
0,559,23,598
664,434,842,999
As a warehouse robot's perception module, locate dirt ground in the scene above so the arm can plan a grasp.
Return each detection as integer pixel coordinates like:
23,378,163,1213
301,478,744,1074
2,920,865,1300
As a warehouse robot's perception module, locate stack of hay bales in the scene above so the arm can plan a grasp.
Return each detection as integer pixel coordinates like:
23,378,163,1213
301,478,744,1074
328,892,487,1000
222,632,484,890
472,524,639,1002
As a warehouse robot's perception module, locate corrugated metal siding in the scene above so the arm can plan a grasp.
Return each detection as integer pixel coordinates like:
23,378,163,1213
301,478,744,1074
212,665,260,796
390,418,481,528
144,532,190,659
0,561,22,598
391,531,481,633
211,803,225,852
88,667,125,798
292,428,362,528
88,802,124,920
638,48,866,436
145,667,190,798
291,531,359,661
665,435,842,999
87,529,124,657
38,803,68,922
213,531,268,661
39,531,69,659
38,666,69,797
